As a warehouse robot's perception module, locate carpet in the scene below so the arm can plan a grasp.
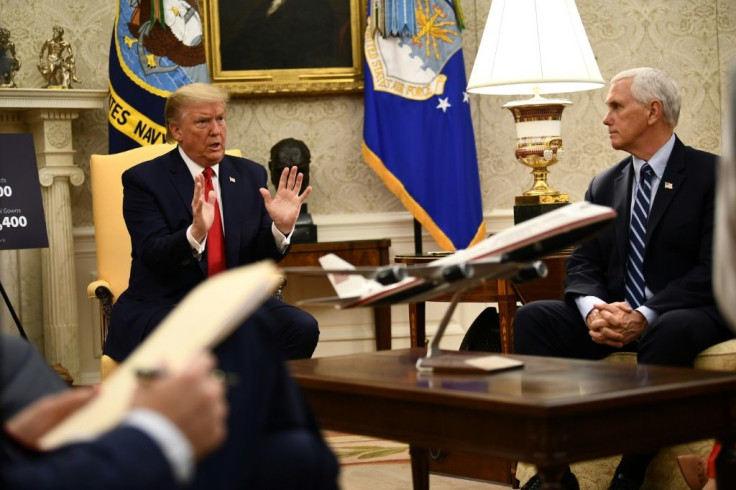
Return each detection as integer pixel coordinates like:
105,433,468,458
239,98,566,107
324,431,410,466
326,432,509,489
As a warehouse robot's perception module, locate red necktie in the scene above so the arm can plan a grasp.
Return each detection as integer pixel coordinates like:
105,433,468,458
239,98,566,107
202,167,226,276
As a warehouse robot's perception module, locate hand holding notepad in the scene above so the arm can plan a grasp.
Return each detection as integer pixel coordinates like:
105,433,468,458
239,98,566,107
39,260,282,450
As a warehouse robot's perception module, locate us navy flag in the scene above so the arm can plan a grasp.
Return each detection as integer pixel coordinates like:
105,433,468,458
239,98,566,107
108,0,210,152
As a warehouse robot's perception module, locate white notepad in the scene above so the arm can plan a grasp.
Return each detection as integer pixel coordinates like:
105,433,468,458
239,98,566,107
416,353,524,374
39,260,282,450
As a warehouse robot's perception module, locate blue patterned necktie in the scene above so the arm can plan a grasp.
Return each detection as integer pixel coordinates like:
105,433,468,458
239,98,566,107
625,163,653,308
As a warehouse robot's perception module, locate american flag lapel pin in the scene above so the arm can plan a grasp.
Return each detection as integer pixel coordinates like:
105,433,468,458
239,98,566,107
664,182,673,190
229,177,236,183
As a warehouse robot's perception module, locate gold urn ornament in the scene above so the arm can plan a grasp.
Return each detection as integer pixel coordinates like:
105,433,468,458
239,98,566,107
505,96,570,205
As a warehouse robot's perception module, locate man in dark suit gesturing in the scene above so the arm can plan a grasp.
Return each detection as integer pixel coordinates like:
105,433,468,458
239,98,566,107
3,318,338,489
515,67,734,490
104,83,319,363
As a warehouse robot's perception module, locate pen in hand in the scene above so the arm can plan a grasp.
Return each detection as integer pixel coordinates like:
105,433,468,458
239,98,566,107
135,368,239,386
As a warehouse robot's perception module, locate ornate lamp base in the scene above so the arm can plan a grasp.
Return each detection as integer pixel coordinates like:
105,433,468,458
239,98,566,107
504,95,572,218
513,198,570,224
515,194,570,205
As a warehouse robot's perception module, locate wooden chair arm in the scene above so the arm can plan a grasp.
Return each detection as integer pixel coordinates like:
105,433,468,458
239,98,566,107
87,280,114,350
274,273,286,300
87,279,112,299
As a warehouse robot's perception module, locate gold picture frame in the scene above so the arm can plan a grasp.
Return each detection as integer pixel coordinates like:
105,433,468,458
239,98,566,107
203,0,365,97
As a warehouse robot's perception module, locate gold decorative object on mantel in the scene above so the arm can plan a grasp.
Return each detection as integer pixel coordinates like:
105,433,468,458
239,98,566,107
37,25,80,89
0,27,21,88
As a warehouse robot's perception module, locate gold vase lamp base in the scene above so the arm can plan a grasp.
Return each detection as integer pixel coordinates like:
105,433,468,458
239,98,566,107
515,194,570,205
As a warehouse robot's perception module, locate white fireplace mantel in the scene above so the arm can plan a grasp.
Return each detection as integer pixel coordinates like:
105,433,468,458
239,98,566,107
0,88,107,380
0,88,107,110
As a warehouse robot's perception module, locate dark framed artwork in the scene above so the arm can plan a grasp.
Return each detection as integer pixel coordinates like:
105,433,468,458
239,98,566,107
203,0,365,96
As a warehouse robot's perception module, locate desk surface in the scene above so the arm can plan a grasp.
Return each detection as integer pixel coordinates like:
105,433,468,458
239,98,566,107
291,349,736,488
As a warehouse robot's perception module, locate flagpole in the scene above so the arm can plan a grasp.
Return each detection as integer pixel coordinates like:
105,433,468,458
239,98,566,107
413,219,423,255
413,219,426,348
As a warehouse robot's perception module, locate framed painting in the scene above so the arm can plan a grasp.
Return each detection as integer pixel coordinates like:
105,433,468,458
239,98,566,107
203,0,365,96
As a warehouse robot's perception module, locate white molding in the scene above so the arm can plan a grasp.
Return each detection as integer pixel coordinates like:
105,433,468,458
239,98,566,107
73,226,96,251
76,210,515,249
311,209,515,253
0,88,107,110
78,371,102,386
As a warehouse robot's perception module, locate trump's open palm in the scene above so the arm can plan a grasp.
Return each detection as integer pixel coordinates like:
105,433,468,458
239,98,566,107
260,165,311,235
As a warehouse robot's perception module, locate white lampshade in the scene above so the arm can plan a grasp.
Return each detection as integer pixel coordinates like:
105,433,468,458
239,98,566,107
467,0,604,96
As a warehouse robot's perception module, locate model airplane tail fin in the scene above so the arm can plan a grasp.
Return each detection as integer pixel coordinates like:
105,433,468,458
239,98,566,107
318,254,382,299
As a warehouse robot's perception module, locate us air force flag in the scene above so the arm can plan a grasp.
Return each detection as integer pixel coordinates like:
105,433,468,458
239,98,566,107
362,0,485,250
108,0,210,153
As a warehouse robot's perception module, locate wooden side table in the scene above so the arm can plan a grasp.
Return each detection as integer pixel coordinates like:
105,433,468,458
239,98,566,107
278,239,393,350
395,251,571,484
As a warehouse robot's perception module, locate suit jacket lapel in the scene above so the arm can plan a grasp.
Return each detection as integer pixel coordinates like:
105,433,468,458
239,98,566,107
614,159,633,262
164,148,206,275
646,138,685,246
165,149,196,216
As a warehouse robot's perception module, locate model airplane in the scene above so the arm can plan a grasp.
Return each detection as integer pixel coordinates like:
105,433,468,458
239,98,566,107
283,201,616,373
284,201,617,309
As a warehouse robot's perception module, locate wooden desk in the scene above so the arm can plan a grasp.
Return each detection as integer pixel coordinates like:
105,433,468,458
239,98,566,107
279,239,393,350
395,251,570,353
290,349,736,490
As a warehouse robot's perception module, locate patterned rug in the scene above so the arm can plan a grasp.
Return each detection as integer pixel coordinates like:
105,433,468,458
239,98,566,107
324,431,411,466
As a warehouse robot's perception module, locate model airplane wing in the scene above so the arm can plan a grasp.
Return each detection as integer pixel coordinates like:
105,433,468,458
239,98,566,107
285,201,616,308
427,201,616,266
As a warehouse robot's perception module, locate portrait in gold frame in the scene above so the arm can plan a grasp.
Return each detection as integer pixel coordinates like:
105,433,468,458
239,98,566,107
203,0,365,96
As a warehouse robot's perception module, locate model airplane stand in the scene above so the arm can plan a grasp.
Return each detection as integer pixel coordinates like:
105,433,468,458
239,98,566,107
415,260,546,373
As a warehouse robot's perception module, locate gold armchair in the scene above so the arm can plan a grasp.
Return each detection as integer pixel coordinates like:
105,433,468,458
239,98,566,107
87,144,242,379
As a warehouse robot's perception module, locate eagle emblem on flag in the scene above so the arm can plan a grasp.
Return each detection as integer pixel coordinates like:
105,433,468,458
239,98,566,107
366,0,462,101
362,0,486,250
108,0,210,151
115,0,209,89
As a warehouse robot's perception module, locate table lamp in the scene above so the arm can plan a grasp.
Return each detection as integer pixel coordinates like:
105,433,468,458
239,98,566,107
467,0,604,223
